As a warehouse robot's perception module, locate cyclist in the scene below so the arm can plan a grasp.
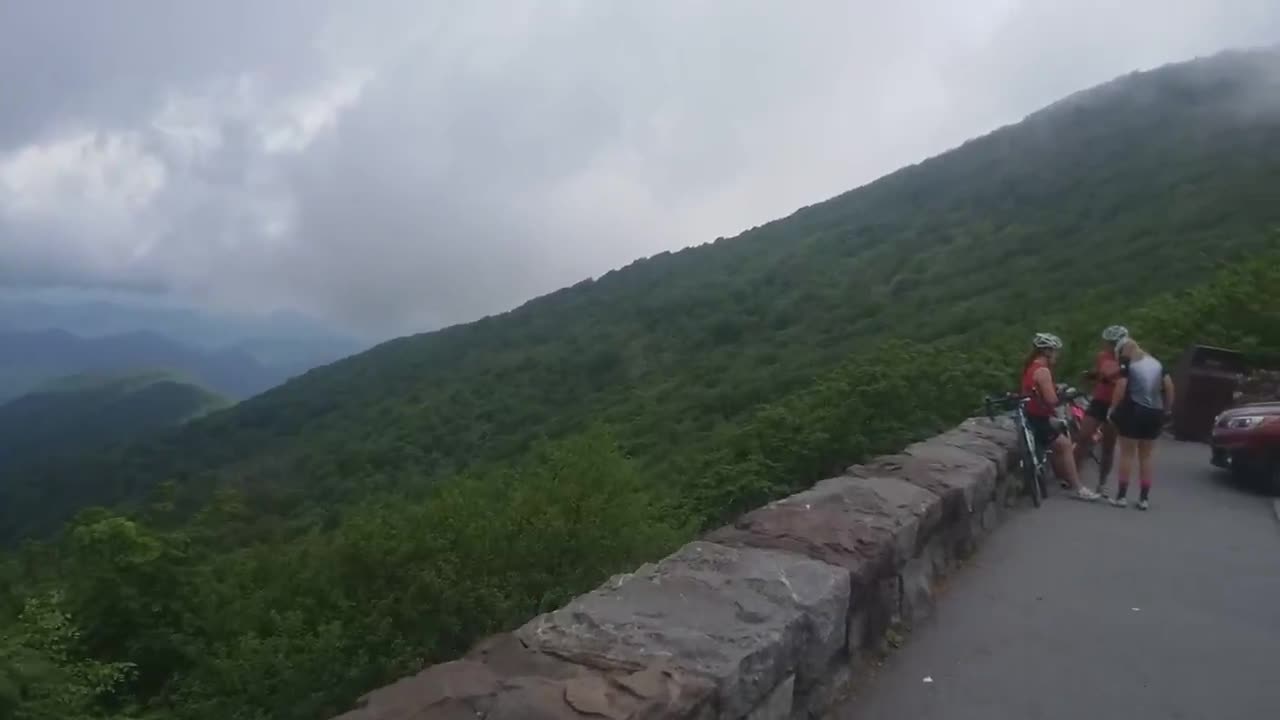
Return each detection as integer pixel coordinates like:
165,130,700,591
1108,337,1175,510
1021,333,1101,501
1075,325,1126,496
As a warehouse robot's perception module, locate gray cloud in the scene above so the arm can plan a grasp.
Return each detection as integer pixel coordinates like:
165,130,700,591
2,1,1278,338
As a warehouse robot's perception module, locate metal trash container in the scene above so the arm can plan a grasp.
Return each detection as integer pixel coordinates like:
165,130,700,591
1171,345,1248,442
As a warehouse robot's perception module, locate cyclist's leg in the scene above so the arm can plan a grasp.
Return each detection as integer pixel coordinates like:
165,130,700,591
1134,407,1162,504
1098,421,1118,488
1073,414,1100,466
1049,431,1083,490
1137,438,1156,504
1114,435,1137,502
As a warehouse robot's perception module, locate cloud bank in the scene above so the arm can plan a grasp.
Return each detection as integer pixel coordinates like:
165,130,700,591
2,1,1277,337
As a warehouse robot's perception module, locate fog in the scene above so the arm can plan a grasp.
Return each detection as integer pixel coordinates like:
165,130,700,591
1,1,1277,339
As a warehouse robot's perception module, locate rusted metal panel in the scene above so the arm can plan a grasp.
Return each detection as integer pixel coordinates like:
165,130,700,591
1171,345,1248,441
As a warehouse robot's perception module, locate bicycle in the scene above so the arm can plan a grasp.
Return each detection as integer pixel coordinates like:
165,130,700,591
984,385,1085,508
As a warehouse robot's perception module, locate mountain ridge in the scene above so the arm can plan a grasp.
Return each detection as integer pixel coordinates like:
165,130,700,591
0,328,285,402
2,47,1280,720
0,295,364,367
0,371,229,472
4,47,1279,544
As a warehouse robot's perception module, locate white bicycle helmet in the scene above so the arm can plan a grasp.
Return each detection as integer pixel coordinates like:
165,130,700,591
1101,325,1129,343
1032,332,1063,350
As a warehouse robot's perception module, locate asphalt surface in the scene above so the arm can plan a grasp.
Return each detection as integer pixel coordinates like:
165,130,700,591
832,439,1280,720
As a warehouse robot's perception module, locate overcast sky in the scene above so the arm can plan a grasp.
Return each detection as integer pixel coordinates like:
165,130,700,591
1,1,1277,338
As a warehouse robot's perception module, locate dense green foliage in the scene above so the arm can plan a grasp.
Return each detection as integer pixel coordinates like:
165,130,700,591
1,48,1280,720
0,372,228,472
7,49,1280,544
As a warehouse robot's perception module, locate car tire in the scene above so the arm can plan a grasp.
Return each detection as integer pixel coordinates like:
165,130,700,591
1210,446,1230,469
1230,452,1251,481
1266,457,1280,497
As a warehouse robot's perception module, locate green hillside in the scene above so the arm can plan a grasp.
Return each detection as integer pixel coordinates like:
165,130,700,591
6,48,1280,545
2,48,1280,720
0,372,229,472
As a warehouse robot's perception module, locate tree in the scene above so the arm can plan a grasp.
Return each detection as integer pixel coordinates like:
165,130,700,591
0,592,133,720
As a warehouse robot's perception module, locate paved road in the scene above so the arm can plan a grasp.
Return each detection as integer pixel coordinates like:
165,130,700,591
832,439,1280,720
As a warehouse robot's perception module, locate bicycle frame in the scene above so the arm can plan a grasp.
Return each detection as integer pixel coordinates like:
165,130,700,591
986,394,1050,506
1015,403,1050,504
986,386,1087,506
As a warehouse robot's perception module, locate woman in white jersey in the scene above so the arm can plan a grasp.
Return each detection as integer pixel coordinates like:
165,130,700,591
1108,338,1176,510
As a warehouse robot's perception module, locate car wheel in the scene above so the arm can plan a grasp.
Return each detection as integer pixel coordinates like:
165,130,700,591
1230,452,1251,481
1266,457,1280,497
1210,446,1230,469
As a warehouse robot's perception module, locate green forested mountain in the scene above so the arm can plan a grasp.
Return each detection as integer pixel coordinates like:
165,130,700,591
2,48,1280,720
6,48,1280,544
0,372,228,472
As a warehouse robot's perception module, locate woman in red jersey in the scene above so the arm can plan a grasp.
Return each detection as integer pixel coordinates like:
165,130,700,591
1021,333,1102,502
1074,325,1127,497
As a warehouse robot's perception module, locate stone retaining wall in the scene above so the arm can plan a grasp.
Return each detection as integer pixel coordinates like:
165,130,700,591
332,415,1019,720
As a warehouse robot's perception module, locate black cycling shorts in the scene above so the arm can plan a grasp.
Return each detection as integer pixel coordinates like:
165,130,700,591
1026,414,1060,448
1086,398,1111,422
1112,401,1163,440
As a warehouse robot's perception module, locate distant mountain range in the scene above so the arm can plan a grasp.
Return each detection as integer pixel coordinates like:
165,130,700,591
0,370,230,472
1,328,281,402
0,297,365,401
0,295,364,375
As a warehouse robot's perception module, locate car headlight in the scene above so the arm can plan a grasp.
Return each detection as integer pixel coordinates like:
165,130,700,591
1225,416,1272,430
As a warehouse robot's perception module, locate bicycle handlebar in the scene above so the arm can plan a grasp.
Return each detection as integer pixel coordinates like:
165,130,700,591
983,386,1084,419
983,392,1025,419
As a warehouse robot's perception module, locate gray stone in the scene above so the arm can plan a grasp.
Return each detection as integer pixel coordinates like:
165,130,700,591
901,440,998,512
900,546,939,626
516,541,848,720
816,474,945,562
707,475,941,596
846,607,870,654
745,674,795,720
925,532,952,578
929,429,1011,482
981,501,1000,531
953,417,1020,466
857,575,903,650
969,510,987,545
331,660,502,720
847,453,971,520
331,634,715,720
465,632,583,680
791,662,851,720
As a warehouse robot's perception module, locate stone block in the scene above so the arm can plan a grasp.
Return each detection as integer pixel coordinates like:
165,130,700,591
516,542,848,720
707,474,941,597
847,453,972,521
900,544,941,627
744,674,794,720
331,633,715,720
790,662,851,720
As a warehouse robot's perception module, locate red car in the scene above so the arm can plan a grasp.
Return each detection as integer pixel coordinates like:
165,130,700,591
1210,402,1280,494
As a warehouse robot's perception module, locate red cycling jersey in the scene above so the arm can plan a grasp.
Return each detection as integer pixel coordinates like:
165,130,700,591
1092,350,1118,402
1021,356,1054,417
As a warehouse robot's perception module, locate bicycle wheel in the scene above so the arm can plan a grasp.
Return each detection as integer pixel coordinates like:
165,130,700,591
1035,453,1049,501
1017,420,1042,508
